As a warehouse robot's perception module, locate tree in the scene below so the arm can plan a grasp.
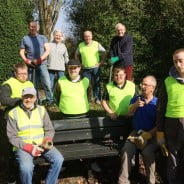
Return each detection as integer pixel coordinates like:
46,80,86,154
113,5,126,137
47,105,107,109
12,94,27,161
36,0,62,40
0,0,34,83
68,0,184,83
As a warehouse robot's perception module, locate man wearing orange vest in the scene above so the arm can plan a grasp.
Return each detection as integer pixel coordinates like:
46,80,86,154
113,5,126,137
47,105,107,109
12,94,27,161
7,87,64,184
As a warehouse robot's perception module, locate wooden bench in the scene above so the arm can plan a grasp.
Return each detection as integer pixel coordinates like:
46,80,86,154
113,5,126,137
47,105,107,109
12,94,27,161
53,116,131,161
36,116,131,164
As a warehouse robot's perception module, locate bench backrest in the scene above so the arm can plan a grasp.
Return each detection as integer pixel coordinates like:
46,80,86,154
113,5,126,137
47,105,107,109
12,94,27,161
52,117,131,144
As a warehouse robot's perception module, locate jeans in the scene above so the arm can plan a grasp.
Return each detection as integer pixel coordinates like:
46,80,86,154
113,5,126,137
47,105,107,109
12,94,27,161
15,147,64,184
28,64,53,103
49,70,64,90
83,67,101,100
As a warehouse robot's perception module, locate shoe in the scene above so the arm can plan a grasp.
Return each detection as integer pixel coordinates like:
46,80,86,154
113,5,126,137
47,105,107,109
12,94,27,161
91,162,102,173
95,99,101,105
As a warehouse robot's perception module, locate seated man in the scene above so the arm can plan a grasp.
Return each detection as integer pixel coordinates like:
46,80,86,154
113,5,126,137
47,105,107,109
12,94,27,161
54,59,89,118
7,87,64,184
118,75,158,184
102,63,135,120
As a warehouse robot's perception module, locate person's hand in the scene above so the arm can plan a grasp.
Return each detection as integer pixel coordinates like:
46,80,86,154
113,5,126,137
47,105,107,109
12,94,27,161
109,56,119,64
138,131,152,145
156,131,165,145
135,97,145,107
32,58,42,65
41,137,53,150
23,143,44,157
109,112,118,120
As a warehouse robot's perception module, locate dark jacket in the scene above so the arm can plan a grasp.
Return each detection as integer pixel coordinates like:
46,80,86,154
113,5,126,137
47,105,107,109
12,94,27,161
110,34,133,66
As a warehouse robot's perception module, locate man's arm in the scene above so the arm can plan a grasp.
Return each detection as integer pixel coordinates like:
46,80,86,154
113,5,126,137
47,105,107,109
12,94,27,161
74,47,80,61
53,81,61,106
0,84,21,108
41,42,50,61
42,108,55,138
7,114,26,149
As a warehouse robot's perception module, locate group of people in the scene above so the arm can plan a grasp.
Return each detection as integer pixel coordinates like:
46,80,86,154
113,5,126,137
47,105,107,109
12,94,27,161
0,19,184,184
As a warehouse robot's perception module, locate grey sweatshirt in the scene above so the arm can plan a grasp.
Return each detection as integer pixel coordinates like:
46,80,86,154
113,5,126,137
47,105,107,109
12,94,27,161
47,41,69,71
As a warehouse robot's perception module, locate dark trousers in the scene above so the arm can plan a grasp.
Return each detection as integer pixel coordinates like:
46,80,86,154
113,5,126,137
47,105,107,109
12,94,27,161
164,118,184,184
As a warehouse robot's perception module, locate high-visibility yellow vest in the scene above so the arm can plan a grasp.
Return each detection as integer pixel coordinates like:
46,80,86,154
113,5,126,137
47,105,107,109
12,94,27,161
79,41,100,68
106,81,135,116
8,105,45,150
3,77,33,98
58,76,89,114
165,76,184,117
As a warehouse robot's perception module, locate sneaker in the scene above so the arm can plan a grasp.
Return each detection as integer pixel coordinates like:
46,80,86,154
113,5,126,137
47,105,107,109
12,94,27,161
95,99,101,105
91,162,102,173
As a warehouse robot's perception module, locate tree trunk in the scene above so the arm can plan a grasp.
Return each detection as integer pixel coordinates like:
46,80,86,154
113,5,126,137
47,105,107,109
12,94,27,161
38,0,62,40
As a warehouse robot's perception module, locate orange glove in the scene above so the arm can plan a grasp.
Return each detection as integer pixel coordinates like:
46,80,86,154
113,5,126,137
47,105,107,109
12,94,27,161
23,143,44,157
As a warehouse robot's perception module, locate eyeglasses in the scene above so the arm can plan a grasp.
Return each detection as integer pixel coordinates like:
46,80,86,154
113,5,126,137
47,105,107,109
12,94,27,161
16,72,27,75
140,83,153,87
68,66,79,70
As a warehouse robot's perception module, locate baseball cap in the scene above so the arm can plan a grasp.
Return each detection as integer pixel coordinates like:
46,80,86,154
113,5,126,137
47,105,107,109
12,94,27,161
22,87,37,96
68,59,81,66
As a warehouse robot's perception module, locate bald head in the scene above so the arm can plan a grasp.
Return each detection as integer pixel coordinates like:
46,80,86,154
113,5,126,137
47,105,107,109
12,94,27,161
83,30,93,44
142,75,157,88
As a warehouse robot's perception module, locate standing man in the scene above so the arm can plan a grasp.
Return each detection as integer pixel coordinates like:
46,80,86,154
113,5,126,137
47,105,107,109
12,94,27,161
156,48,184,183
119,76,158,184
20,20,53,105
54,59,89,118
47,30,69,90
109,23,133,81
75,30,106,104
102,64,135,120
7,87,64,184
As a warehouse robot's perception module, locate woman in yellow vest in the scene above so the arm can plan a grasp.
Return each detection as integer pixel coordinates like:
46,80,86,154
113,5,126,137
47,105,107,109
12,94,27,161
7,87,64,184
54,59,90,118
102,63,135,120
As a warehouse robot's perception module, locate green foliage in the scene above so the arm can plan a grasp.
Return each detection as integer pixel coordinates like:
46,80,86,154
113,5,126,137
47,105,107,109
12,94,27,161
68,0,184,84
0,0,34,83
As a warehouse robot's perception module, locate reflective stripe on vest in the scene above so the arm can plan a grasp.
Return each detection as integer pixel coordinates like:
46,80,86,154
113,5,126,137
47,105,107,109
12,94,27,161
165,76,184,117
9,105,45,150
107,81,135,116
79,41,99,68
58,76,89,114
3,77,34,98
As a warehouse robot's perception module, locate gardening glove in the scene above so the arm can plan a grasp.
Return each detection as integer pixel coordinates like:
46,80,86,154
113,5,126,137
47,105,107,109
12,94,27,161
23,143,44,157
156,131,165,145
156,131,168,157
41,137,53,150
32,58,43,65
136,131,152,149
109,56,119,65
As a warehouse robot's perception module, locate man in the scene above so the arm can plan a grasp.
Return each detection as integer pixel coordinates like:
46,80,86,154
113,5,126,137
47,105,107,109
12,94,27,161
75,30,106,104
0,62,33,111
54,59,89,118
102,64,135,120
20,20,53,105
156,48,184,183
0,62,34,183
118,76,158,184
47,30,69,90
109,23,133,80
7,87,64,184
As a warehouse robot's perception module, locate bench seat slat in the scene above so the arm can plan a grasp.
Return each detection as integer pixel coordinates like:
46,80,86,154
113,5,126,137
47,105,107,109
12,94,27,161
53,126,130,143
53,117,131,131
